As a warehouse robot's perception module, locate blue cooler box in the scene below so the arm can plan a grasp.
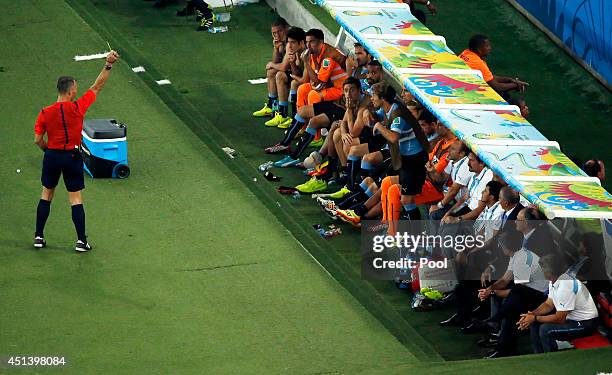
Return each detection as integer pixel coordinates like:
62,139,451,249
81,119,129,179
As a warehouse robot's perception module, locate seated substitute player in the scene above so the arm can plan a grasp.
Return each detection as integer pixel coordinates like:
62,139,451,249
274,59,383,172
341,82,429,225
345,43,372,80
330,60,384,177
298,60,385,195
263,29,347,158
252,17,290,118
364,118,456,228
293,76,374,193
264,26,307,128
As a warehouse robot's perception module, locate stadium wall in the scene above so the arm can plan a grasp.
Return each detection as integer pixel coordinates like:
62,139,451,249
507,0,611,90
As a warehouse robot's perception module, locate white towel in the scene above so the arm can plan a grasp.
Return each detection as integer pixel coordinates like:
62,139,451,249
248,78,267,84
74,52,109,61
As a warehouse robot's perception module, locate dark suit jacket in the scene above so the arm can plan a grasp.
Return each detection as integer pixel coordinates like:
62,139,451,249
524,224,555,257
498,203,524,232
505,203,524,222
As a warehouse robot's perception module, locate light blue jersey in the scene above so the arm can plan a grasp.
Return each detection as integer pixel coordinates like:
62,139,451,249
360,78,372,95
390,116,423,156
375,103,423,156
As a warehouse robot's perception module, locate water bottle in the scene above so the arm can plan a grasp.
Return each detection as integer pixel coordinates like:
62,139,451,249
216,13,231,23
208,26,228,34
312,224,325,237
258,161,273,172
323,228,342,238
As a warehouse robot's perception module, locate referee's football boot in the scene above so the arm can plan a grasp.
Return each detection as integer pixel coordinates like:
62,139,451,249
33,235,46,249
75,240,93,253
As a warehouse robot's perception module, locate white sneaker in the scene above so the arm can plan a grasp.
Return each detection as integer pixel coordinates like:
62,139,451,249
33,236,46,249
75,240,92,253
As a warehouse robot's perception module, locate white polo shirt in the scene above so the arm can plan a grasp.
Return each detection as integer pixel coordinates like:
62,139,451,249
475,201,504,241
466,167,493,210
548,273,598,321
507,248,548,292
443,156,473,198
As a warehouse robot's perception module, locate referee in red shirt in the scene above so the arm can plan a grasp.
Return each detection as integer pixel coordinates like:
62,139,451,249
33,50,120,252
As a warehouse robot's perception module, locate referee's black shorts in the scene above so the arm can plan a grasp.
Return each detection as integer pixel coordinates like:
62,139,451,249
313,101,345,123
41,149,85,192
399,151,427,196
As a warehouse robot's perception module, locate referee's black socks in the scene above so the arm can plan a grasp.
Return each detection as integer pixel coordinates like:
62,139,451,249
71,204,87,242
35,199,51,237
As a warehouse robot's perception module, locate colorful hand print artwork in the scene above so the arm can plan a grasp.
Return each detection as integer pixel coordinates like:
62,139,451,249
404,74,506,105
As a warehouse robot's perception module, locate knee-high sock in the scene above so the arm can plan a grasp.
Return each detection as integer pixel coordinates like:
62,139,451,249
359,180,371,196
339,180,371,209
347,155,361,189
338,190,367,209
267,93,277,108
353,180,377,215
280,114,305,146
35,199,51,237
290,127,316,159
71,204,87,242
278,101,289,117
360,159,374,180
289,89,297,116
387,184,402,235
402,203,421,220
354,204,369,217
380,177,393,223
